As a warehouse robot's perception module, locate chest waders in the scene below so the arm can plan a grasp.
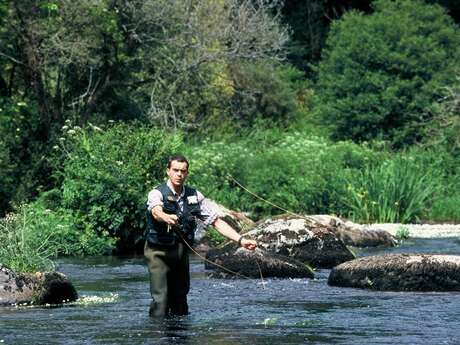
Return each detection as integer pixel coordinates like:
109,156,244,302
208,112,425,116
144,184,200,317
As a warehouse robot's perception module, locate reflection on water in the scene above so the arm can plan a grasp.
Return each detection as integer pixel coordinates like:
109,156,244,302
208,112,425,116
1,238,460,345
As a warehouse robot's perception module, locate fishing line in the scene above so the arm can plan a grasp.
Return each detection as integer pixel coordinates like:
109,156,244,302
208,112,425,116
254,258,266,290
169,173,323,286
227,174,324,227
174,230,261,282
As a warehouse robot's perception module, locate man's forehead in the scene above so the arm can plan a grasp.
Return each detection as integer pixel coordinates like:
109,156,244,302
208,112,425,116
169,160,188,170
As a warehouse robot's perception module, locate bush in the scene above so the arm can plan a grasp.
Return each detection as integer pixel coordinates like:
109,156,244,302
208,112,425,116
316,0,460,147
55,123,183,252
0,200,116,272
0,207,57,273
227,62,310,126
186,130,381,219
424,76,460,159
0,141,15,214
0,97,38,215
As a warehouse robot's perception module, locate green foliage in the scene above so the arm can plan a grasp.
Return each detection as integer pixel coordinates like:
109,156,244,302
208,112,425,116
316,0,460,147
55,123,183,251
399,146,460,222
0,207,56,272
0,204,62,272
186,129,381,219
344,156,441,223
395,226,410,240
205,227,227,246
0,97,46,215
0,200,115,272
424,76,460,158
224,62,310,127
428,195,460,223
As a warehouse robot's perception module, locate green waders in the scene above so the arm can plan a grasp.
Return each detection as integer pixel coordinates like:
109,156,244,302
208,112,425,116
144,241,190,317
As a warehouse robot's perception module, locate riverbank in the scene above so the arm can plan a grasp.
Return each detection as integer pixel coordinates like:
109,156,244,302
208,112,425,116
367,223,460,238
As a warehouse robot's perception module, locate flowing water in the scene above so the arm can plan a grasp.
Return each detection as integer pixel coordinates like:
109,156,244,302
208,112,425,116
1,238,460,345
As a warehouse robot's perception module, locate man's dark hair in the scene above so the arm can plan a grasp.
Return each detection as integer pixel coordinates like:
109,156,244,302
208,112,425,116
167,154,189,169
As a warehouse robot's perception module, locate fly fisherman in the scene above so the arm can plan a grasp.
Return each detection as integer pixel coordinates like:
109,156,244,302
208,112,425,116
145,154,257,317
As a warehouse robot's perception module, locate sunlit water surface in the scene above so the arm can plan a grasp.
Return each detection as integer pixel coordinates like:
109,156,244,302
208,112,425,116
1,238,460,345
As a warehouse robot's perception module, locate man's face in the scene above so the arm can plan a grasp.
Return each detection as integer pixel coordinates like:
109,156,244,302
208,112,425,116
167,160,189,189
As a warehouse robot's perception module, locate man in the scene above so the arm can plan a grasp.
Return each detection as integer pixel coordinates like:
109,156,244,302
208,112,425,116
145,154,257,317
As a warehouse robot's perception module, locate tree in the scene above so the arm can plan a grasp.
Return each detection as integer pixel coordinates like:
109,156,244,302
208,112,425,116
315,0,460,146
0,0,288,133
0,0,289,212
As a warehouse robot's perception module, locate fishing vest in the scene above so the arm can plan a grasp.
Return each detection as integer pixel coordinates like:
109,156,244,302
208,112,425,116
145,183,201,246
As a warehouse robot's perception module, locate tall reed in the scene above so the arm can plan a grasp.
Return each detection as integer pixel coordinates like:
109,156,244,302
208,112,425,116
345,157,440,223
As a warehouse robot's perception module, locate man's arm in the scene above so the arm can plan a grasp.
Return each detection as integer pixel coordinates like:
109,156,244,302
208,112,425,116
212,218,257,250
148,188,179,226
151,206,179,226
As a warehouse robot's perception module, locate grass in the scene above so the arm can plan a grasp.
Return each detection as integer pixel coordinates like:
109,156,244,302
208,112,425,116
395,226,410,240
0,206,59,272
345,157,440,223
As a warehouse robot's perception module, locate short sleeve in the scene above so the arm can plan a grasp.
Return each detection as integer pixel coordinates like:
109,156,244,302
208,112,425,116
147,189,163,211
196,190,220,227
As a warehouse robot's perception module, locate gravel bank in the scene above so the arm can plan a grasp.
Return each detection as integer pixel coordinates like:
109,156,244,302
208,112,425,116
366,223,460,238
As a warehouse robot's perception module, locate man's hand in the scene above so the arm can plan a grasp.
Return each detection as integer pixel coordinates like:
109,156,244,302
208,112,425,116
240,238,257,251
162,213,179,226
212,218,257,250
152,206,179,226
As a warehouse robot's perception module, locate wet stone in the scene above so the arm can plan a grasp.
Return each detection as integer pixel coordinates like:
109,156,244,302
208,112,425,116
0,264,78,305
205,245,314,279
243,215,355,269
328,254,460,291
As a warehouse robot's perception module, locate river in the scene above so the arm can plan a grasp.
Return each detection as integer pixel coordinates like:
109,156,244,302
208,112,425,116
1,238,460,344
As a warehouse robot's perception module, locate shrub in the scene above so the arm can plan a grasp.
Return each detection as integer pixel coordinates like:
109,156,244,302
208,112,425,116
0,200,115,272
0,206,57,272
227,62,310,126
316,0,460,147
0,97,39,215
55,123,183,252
186,130,381,219
395,226,410,240
423,76,460,160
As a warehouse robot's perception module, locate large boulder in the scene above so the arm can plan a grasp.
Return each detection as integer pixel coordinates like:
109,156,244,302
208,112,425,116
309,215,396,247
328,254,460,291
0,265,78,305
206,245,314,279
243,215,355,269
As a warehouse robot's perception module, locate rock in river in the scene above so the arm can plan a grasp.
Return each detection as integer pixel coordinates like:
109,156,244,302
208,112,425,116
243,215,355,268
206,245,314,279
310,215,396,247
0,265,78,305
328,254,460,291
